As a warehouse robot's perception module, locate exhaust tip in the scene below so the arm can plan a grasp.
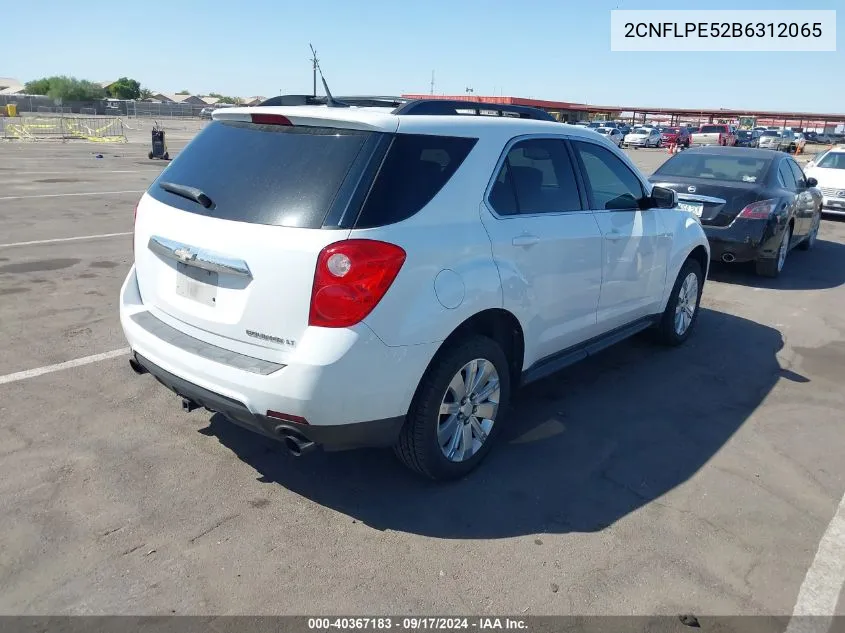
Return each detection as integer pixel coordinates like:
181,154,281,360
721,253,736,263
284,436,303,457
276,427,316,457
128,357,147,375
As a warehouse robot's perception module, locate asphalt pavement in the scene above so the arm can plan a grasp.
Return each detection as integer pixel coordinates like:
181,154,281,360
0,137,843,619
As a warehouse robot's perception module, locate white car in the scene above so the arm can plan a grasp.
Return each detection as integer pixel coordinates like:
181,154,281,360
120,99,709,480
624,127,661,148
805,147,845,215
595,126,624,147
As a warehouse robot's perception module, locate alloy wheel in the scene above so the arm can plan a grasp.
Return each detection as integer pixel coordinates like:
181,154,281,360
437,359,500,463
674,272,699,336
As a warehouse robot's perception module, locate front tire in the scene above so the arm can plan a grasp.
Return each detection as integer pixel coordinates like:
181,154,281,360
654,259,703,346
394,335,511,480
756,224,792,277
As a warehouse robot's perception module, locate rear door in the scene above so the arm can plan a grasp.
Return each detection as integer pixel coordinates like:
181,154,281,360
571,139,669,330
480,136,603,366
133,116,389,363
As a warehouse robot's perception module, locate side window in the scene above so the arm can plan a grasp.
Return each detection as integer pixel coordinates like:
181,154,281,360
572,141,645,210
787,160,807,188
488,138,581,215
356,134,477,229
778,161,797,191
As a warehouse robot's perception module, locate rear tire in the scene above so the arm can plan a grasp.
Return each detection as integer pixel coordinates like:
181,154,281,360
148,151,153,159
756,224,791,277
654,259,703,346
394,335,511,480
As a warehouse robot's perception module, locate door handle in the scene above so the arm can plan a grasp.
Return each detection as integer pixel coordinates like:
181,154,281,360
512,235,540,247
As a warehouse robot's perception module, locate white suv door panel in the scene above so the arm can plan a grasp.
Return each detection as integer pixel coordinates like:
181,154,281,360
571,140,670,332
480,137,603,368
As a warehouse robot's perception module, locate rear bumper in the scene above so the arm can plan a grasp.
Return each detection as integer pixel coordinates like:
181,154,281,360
120,265,438,448
132,352,404,450
703,219,774,263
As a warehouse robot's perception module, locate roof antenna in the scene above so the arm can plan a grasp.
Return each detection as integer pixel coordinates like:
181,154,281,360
310,44,348,108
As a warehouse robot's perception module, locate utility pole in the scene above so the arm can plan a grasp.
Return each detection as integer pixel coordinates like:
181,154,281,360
430,70,435,95
310,44,319,97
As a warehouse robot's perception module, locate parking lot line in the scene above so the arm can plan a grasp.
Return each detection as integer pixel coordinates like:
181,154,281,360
784,491,845,633
0,232,133,249
11,170,160,175
0,348,129,386
0,190,144,201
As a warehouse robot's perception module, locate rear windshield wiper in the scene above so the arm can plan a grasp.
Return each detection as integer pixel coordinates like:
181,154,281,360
159,181,215,209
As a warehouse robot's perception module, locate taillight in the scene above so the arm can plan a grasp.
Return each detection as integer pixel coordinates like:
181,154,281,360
309,240,406,328
738,199,778,220
251,113,292,126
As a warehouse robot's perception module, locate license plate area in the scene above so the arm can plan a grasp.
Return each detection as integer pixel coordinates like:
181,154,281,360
176,262,218,307
678,201,704,217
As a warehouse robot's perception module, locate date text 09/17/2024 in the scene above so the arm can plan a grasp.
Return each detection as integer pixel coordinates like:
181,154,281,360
307,618,528,631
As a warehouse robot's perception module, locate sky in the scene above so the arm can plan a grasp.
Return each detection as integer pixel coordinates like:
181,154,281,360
2,0,842,113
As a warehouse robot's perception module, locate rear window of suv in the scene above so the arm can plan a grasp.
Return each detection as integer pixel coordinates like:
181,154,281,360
148,120,476,230
148,121,372,229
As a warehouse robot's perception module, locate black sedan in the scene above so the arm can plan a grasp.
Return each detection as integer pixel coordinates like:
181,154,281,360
649,147,823,277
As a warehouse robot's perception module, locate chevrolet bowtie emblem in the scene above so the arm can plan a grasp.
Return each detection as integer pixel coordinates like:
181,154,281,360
173,247,196,262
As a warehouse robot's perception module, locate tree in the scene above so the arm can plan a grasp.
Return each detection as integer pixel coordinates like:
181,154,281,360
176,89,191,95
208,92,242,105
24,76,105,101
24,78,51,95
139,87,154,101
108,77,141,100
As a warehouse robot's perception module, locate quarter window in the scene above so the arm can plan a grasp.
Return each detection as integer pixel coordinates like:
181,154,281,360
572,141,645,210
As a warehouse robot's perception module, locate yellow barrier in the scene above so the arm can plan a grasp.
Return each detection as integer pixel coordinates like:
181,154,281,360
6,104,16,117
2,115,127,142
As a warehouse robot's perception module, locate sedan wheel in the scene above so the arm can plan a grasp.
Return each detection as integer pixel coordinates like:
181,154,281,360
756,224,792,277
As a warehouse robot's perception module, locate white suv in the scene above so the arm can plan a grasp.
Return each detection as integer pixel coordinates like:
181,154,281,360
120,98,710,480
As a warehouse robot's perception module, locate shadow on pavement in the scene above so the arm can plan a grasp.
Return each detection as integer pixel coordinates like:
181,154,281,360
708,237,845,290
201,307,796,539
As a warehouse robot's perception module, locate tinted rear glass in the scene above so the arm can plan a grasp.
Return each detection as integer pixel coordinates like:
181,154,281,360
148,121,373,229
655,153,770,183
699,125,724,133
354,134,477,228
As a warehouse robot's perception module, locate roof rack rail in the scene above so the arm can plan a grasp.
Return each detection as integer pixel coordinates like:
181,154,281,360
257,95,409,108
392,99,555,122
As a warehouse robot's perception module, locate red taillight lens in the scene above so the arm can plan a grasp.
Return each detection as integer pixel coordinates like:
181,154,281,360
266,410,309,425
739,199,778,220
250,113,292,126
309,240,406,328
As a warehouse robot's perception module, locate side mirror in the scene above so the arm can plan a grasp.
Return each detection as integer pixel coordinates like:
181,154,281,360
807,177,818,187
648,186,678,209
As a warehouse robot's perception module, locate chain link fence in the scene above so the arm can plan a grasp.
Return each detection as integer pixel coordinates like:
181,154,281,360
0,95,210,119
1,115,126,142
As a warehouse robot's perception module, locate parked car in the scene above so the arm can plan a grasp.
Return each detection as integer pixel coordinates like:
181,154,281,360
734,130,759,147
690,124,736,147
660,127,691,148
623,126,661,148
200,107,215,120
804,147,845,216
120,100,709,480
615,122,631,135
649,146,822,277
758,129,795,151
792,133,807,153
595,126,624,147
804,131,819,144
